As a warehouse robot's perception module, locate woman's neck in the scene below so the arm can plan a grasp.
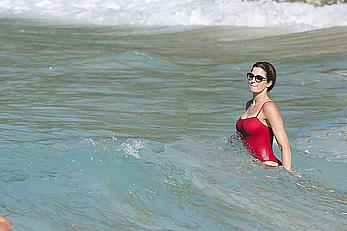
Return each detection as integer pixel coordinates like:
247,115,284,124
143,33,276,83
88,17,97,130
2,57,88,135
252,91,269,104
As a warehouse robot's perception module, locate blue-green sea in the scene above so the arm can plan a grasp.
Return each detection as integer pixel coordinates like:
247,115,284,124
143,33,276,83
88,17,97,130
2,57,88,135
0,18,346,230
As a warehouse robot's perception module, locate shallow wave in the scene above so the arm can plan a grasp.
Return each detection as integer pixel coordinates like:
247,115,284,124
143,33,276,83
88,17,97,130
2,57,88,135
1,134,346,230
1,0,347,31
294,127,347,163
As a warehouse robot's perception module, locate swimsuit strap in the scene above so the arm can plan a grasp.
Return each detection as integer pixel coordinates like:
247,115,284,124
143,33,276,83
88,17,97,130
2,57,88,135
256,101,272,117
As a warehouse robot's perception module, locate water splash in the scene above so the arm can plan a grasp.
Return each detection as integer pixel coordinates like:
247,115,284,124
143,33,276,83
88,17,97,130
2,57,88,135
119,138,146,159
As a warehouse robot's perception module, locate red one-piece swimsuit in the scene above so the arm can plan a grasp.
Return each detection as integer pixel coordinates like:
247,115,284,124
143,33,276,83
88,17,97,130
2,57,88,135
236,101,279,163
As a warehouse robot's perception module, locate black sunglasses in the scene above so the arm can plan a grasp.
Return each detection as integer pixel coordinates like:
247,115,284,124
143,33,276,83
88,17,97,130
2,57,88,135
246,73,267,83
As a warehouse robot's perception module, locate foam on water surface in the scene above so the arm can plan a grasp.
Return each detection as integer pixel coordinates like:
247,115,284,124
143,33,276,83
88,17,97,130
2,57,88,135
1,0,347,31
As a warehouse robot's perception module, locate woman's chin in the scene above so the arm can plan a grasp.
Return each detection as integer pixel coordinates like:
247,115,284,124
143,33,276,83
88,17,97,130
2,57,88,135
249,86,265,94
249,87,259,93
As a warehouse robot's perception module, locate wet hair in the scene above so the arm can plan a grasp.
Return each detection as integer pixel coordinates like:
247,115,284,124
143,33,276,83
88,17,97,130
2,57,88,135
252,61,276,92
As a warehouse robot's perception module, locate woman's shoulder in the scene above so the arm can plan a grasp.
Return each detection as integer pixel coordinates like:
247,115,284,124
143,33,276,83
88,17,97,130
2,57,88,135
264,99,277,106
263,100,280,115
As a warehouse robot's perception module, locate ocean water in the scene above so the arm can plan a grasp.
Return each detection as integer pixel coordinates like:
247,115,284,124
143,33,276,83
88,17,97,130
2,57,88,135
0,1,347,230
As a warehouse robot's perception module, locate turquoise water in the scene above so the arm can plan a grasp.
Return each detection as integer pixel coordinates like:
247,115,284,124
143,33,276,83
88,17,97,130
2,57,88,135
0,20,346,230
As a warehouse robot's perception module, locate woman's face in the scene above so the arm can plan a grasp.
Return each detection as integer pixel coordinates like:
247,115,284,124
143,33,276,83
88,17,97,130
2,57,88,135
248,67,272,93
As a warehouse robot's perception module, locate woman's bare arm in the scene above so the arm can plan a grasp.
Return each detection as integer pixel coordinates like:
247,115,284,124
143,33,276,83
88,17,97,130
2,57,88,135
263,102,292,171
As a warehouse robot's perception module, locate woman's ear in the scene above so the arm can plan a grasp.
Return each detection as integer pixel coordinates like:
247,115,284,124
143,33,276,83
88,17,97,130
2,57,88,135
266,80,273,89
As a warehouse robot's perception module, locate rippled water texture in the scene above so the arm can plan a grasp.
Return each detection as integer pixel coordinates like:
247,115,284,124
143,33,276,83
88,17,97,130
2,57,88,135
0,20,346,230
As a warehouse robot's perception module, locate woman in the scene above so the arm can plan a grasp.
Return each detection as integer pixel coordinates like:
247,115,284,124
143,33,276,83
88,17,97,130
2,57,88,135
0,216,12,231
236,62,292,171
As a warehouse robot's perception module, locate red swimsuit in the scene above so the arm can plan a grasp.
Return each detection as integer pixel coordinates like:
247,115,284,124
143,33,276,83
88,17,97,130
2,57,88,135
236,101,279,163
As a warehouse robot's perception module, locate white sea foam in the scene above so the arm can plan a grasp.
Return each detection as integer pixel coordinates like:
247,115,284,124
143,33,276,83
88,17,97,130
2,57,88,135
0,0,347,30
119,138,145,159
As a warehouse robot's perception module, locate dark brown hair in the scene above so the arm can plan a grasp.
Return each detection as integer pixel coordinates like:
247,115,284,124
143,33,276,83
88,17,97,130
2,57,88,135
252,61,277,92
